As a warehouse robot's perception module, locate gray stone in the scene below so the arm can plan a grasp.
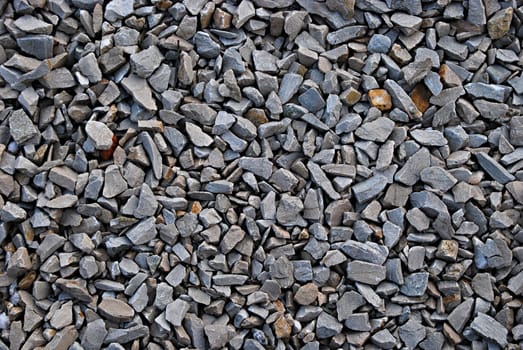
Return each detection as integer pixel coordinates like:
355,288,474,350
470,313,508,347
307,161,341,200
166,298,190,327
298,88,325,112
9,109,38,145
448,298,474,333
507,271,523,295
475,152,515,184
0,202,27,222
103,165,127,198
316,312,343,339
465,82,510,103
347,261,386,285
352,175,388,203
368,34,392,53
81,319,107,350
43,326,78,350
181,103,217,125
130,46,163,78
78,53,102,83
85,121,113,150
438,36,468,60
239,157,273,179
194,32,220,58
355,117,394,142
399,319,426,350
140,131,163,180
204,324,230,350
126,217,157,245
410,129,447,146
400,272,429,296
103,325,149,344
186,122,213,147
420,166,457,191
326,25,366,45
342,240,388,265
395,147,431,186
14,15,53,34
165,264,186,287
121,74,157,111
384,79,422,119
55,278,92,303
98,298,134,323
17,35,54,59
7,247,31,277
372,329,396,348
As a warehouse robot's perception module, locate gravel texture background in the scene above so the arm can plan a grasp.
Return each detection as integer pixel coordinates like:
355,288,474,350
0,0,523,349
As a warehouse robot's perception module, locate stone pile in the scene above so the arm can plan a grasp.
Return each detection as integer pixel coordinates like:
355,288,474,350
0,0,523,349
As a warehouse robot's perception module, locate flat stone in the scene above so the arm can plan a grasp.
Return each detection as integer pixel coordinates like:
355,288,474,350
17,35,54,59
326,25,366,45
420,166,457,191
475,152,515,184
355,117,394,142
470,313,508,347
410,129,447,146
239,157,273,179
384,79,422,119
186,122,213,147
121,74,157,111
352,175,388,203
346,261,386,285
400,272,429,296
98,298,135,323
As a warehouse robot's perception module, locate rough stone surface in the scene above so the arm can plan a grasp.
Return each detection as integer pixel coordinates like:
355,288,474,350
0,1,521,349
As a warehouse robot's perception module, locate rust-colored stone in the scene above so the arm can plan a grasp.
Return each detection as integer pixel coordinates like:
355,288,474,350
368,89,392,111
274,316,292,338
19,271,36,290
410,84,431,113
100,134,118,161
245,108,268,126
191,201,202,214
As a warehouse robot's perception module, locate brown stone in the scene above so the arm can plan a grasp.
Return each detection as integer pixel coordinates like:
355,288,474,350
341,87,361,106
19,271,37,290
214,8,232,29
488,7,513,40
245,108,268,126
294,283,319,305
368,89,392,111
191,201,202,214
200,2,215,29
410,84,431,113
274,316,292,338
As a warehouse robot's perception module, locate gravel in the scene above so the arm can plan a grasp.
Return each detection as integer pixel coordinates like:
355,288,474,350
0,0,522,349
